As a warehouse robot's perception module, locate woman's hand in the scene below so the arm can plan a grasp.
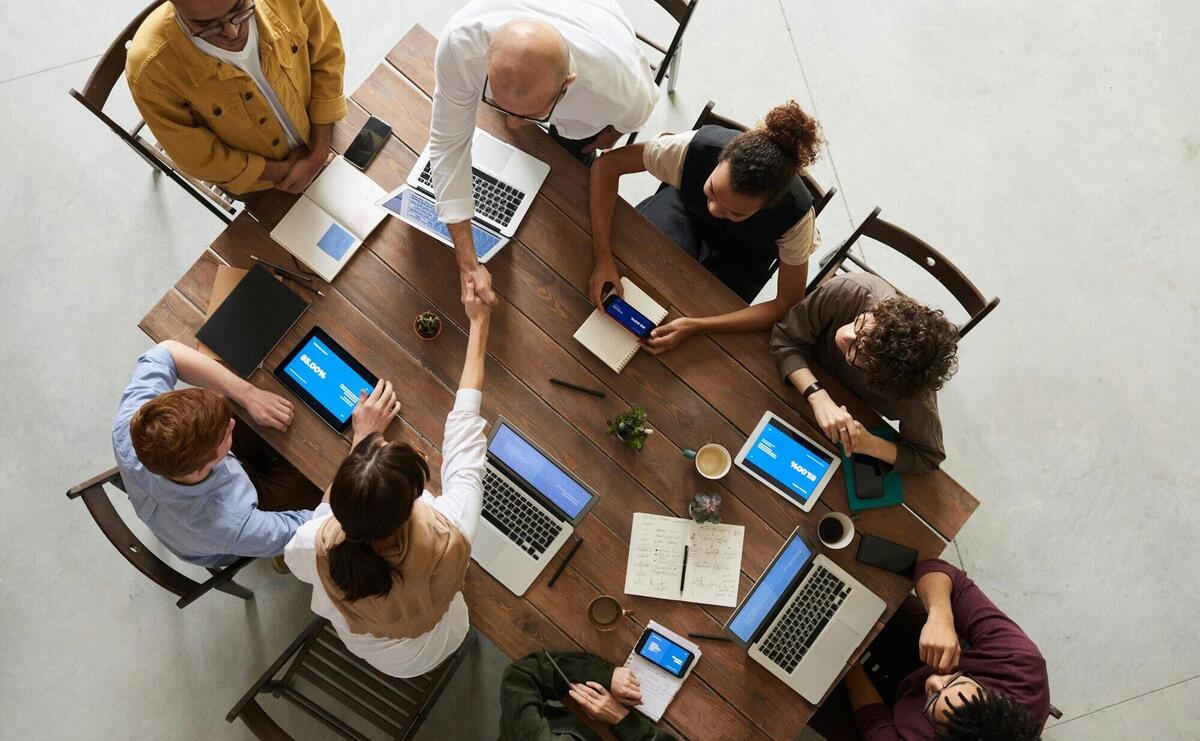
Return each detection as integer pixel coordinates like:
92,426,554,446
643,317,696,354
462,275,493,323
350,379,400,446
588,256,623,309
610,667,643,705
569,681,630,725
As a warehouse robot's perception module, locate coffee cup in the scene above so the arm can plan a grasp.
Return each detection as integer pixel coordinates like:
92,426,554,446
588,595,633,631
817,512,855,550
683,443,732,480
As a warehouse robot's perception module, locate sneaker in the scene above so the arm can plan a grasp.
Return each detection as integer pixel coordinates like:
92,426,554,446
271,554,290,575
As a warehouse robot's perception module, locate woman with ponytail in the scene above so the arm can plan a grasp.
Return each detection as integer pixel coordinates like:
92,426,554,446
284,277,493,677
589,100,825,353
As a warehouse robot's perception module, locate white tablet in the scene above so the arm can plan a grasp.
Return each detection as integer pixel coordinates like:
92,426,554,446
735,411,840,513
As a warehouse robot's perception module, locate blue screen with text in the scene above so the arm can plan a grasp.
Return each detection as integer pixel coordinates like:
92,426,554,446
282,335,373,424
729,535,811,643
604,295,656,339
638,630,692,677
743,420,833,504
489,424,593,519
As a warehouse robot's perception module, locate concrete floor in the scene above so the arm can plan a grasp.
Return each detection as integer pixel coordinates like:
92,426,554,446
2,1,1197,739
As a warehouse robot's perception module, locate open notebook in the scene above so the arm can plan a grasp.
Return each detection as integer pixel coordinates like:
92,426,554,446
573,278,668,373
270,157,387,282
622,621,701,722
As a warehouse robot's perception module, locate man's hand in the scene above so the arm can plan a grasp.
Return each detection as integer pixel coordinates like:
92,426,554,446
568,681,630,725
278,148,329,193
462,274,493,323
588,256,623,309
583,126,623,154
643,317,696,354
350,379,400,446
240,387,294,432
811,394,858,452
462,263,497,306
919,609,961,674
610,667,643,705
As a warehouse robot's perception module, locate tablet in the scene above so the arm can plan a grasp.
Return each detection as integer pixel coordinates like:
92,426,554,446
274,326,378,433
735,411,840,512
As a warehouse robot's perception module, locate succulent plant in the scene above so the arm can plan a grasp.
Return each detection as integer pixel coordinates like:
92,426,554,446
415,311,441,338
689,492,723,524
606,406,653,451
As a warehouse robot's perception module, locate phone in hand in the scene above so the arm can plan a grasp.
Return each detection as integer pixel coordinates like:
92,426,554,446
344,115,391,170
635,628,695,678
602,286,657,340
856,533,919,578
851,454,887,500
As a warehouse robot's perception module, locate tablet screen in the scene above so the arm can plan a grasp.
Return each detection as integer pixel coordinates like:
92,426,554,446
741,418,834,506
275,327,377,431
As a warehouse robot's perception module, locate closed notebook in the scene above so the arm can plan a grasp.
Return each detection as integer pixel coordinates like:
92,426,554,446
269,157,387,282
573,277,668,373
843,425,905,511
194,264,309,378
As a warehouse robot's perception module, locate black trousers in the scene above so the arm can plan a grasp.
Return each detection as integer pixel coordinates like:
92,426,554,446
547,125,596,166
231,422,322,512
635,186,777,303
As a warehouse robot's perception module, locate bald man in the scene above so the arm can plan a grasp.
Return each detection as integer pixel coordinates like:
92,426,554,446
431,0,659,304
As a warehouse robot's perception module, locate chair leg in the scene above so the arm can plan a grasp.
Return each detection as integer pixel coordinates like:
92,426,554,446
215,580,254,600
667,42,682,94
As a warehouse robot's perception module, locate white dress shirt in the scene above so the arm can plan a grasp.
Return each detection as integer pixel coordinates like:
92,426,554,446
285,389,486,678
430,0,659,223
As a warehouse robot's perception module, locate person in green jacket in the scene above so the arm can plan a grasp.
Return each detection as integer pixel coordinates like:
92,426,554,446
500,651,677,740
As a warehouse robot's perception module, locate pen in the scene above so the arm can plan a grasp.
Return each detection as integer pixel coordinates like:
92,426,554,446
278,273,325,298
547,537,583,588
679,545,688,593
251,254,315,283
687,633,732,642
549,377,606,398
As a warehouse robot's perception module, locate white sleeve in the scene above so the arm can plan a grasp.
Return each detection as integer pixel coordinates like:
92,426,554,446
432,389,486,543
430,30,480,225
283,504,333,586
613,66,659,134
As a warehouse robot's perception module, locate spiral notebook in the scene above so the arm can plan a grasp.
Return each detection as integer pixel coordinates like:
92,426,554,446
573,277,668,373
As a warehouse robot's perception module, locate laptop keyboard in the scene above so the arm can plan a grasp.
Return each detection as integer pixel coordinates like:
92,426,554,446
759,566,851,674
418,163,524,227
481,468,562,558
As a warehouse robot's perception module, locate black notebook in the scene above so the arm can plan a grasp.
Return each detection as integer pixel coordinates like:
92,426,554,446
195,263,309,378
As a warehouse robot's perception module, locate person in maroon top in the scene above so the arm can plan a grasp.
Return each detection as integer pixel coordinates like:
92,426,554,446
825,560,1049,740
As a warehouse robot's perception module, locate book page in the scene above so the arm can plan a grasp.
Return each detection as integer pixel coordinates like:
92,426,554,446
572,278,668,373
305,157,386,240
270,197,361,282
624,513,744,607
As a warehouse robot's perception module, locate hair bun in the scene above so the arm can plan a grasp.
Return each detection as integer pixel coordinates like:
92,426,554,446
762,100,823,169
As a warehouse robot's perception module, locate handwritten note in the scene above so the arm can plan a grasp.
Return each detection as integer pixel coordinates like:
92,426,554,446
624,513,744,607
623,621,701,721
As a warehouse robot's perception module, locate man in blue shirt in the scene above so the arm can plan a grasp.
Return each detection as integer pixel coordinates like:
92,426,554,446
112,341,320,567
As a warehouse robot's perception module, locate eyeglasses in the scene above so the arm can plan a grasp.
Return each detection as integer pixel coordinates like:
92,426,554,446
480,72,569,124
923,672,977,722
184,1,256,39
846,314,869,368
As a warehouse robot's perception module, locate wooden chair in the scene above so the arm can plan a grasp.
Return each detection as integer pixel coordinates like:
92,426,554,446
68,0,238,223
806,207,1000,338
226,618,475,740
624,0,701,144
66,467,255,609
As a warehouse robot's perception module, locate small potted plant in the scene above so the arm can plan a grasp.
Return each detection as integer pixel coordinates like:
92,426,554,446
414,311,441,340
688,492,723,524
607,406,653,451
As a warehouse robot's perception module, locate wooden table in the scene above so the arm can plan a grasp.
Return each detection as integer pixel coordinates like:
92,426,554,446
140,25,978,739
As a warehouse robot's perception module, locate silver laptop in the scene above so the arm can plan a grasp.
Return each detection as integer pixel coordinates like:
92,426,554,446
377,129,550,263
724,527,885,704
471,417,598,596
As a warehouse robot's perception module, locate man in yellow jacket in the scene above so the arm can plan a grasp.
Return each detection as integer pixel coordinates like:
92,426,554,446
127,0,346,195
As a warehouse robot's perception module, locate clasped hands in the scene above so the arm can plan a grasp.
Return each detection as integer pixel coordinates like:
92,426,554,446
567,666,643,725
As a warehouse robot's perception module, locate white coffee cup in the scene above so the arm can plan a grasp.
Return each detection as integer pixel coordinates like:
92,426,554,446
817,512,855,550
684,443,732,480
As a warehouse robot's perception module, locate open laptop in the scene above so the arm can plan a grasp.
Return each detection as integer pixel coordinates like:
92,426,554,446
724,527,885,704
472,417,598,596
377,129,550,263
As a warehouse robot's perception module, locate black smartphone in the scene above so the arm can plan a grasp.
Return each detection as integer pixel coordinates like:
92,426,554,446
856,533,919,578
602,287,657,340
852,454,887,500
344,115,391,170
634,628,695,678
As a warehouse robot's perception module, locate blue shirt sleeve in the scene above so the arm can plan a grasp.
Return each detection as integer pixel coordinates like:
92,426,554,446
225,507,315,558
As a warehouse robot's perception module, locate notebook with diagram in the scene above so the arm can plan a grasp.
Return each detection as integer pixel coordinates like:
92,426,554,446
270,157,387,282
573,277,668,373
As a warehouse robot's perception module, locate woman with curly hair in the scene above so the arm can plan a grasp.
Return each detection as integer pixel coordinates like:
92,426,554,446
588,100,825,353
769,273,960,472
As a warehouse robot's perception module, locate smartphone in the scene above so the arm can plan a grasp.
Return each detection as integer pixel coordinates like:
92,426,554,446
635,628,696,678
344,115,391,170
852,454,887,500
856,533,919,578
602,288,657,340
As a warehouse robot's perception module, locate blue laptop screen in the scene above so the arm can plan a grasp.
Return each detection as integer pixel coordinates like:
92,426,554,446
742,419,834,505
728,534,812,643
381,189,502,259
489,423,593,519
281,334,373,424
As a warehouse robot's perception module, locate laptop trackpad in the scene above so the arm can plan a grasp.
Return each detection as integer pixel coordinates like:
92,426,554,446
475,139,513,175
814,620,860,663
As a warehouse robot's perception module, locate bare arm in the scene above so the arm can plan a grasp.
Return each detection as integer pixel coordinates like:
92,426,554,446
159,340,293,431
587,144,648,307
459,277,492,390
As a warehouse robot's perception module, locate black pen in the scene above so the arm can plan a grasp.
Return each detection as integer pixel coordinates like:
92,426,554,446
549,377,606,398
547,537,583,588
250,254,315,283
687,633,731,642
679,545,688,593
278,272,325,298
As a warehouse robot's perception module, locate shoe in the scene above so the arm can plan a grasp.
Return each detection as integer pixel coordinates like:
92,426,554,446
272,554,290,575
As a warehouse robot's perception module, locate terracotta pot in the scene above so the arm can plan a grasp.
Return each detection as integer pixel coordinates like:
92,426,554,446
413,317,441,340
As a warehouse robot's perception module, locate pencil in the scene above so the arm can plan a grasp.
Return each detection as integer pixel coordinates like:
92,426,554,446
547,537,583,588
687,633,732,642
549,377,606,398
251,254,314,283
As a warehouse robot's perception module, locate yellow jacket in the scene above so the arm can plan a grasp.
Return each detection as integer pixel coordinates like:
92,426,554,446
127,0,346,194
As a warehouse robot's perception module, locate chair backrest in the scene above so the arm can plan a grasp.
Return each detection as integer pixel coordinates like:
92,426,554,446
227,619,474,740
635,0,700,86
806,207,1000,338
74,0,166,110
690,100,838,217
66,467,254,608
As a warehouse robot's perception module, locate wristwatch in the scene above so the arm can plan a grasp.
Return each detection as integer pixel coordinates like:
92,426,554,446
801,381,824,399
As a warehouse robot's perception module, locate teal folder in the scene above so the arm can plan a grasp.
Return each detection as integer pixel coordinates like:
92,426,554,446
842,425,904,512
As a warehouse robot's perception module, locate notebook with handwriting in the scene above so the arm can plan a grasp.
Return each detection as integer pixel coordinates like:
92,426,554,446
573,278,668,373
622,621,701,722
624,513,744,607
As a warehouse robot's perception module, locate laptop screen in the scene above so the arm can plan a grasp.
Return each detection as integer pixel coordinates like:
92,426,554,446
380,189,502,259
727,533,812,644
489,423,593,519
